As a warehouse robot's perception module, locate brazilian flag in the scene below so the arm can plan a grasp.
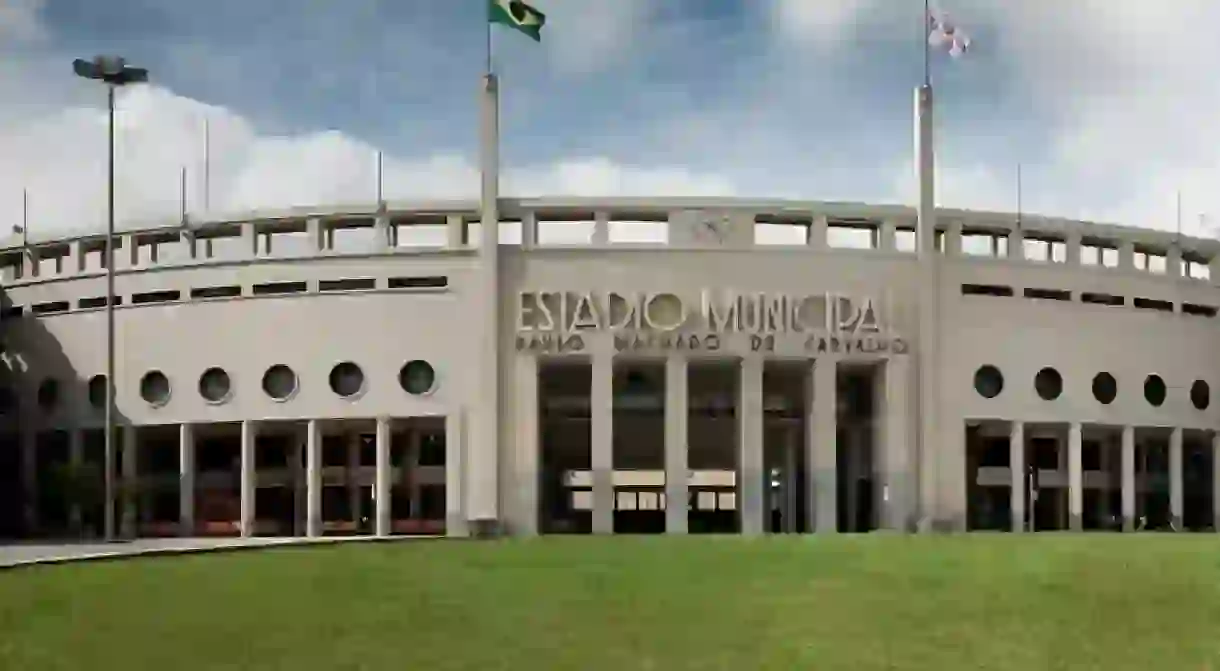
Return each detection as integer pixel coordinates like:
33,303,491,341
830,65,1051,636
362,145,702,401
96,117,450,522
489,0,546,42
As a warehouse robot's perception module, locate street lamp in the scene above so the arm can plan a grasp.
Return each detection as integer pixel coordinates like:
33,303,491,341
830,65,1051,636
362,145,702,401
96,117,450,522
73,56,149,542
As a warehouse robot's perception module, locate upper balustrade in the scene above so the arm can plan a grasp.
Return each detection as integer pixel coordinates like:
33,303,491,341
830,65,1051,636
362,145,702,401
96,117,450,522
1,197,1218,285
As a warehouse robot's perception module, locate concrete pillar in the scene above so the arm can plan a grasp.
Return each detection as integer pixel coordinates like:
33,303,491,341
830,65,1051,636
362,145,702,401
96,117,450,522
738,357,765,536
810,357,838,532
20,431,37,534
511,354,539,536
373,214,392,250
68,430,83,533
664,356,689,534
1169,427,1183,530
878,219,898,251
881,356,912,531
292,432,305,537
408,431,421,519
347,434,361,527
1119,241,1135,269
240,222,258,257
1068,423,1082,531
375,417,392,537
807,215,829,249
1212,432,1220,532
590,354,614,534
1065,231,1082,266
121,427,138,538
446,407,469,537
944,221,962,256
446,214,465,249
1008,229,1024,261
239,420,257,538
1167,246,1183,278
520,211,538,248
591,211,610,245
179,423,195,537
1121,426,1135,531
306,420,322,537
1010,421,1025,533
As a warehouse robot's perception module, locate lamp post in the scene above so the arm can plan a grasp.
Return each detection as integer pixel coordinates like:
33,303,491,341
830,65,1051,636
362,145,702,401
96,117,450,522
73,56,148,541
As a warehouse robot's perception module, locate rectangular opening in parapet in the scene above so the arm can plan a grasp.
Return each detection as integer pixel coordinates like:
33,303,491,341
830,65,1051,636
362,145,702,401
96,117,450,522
826,219,876,249
78,296,122,309
1132,297,1173,312
753,215,806,246
1022,238,1066,263
1081,292,1124,307
1135,251,1167,273
1080,243,1118,268
388,276,448,290
1182,303,1217,318
467,221,522,246
961,284,1013,297
319,278,376,292
393,215,447,248
190,285,241,299
131,290,182,305
252,281,308,296
1023,288,1071,301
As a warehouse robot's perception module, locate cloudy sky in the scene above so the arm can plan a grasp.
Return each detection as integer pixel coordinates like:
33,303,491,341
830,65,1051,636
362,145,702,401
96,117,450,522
1,0,1218,240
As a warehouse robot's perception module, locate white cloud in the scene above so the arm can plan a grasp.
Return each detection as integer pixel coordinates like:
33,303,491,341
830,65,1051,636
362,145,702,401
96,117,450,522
768,0,875,48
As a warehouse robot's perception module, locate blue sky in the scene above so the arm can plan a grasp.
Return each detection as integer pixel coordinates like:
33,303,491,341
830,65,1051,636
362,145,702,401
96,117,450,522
2,0,1219,236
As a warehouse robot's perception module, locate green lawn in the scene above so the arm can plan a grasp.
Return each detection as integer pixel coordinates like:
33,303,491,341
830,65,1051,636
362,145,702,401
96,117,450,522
3,535,1220,670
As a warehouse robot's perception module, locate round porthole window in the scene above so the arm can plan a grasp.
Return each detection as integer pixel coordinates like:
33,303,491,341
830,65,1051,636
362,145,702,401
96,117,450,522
329,362,365,399
1191,380,1210,411
139,370,171,407
87,374,107,409
262,364,299,402
1092,372,1117,405
198,367,233,404
1144,374,1167,407
399,360,437,396
973,365,1003,399
37,378,59,411
1034,367,1063,401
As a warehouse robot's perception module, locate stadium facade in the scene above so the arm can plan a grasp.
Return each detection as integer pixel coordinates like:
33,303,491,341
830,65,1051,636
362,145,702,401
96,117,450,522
1,196,1218,539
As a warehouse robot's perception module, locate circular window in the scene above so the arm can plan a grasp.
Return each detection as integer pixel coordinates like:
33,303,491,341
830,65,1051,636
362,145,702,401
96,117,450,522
1034,367,1063,401
399,360,437,396
262,364,299,402
973,365,1003,399
329,362,365,399
87,374,107,409
37,378,59,410
198,367,232,404
139,370,171,407
1191,380,1210,411
1092,372,1117,405
1144,374,1167,407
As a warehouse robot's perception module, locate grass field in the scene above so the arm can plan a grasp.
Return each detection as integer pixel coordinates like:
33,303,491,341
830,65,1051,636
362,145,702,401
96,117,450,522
2,535,1220,670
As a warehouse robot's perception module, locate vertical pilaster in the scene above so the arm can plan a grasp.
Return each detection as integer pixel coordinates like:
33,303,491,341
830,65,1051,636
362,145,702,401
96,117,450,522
1010,422,1025,532
121,426,138,538
239,420,257,538
1068,423,1082,531
446,407,469,537
1121,425,1135,531
511,355,539,536
811,357,838,532
591,211,610,245
347,433,361,527
446,214,465,249
375,417,392,537
881,356,912,531
1066,231,1082,266
807,214,829,248
179,423,195,537
738,357,764,536
664,356,689,534
292,431,305,537
520,211,538,248
306,420,322,537
590,354,614,534
1169,427,1183,530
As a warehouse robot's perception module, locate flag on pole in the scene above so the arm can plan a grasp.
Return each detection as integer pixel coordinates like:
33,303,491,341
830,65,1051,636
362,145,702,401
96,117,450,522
928,9,971,58
489,0,546,41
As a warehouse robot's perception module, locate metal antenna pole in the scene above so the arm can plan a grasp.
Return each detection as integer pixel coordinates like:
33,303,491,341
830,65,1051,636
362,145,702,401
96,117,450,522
103,83,117,542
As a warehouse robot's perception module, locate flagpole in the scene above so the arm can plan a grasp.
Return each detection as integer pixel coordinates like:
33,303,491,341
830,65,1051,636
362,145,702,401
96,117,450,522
473,0,502,534
21,188,28,247
923,0,931,87
1016,163,1023,229
203,117,211,211
179,166,187,225
914,0,939,532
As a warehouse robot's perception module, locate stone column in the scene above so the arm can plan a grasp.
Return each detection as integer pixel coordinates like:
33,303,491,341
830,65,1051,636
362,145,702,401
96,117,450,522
590,354,614,534
306,420,322,537
664,355,689,534
1010,421,1025,533
511,355,539,536
239,420,257,538
292,432,305,537
347,434,361,529
810,357,838,533
881,356,912,531
446,407,469,537
738,357,764,536
375,417,392,537
179,423,195,537
1121,426,1135,532
1169,427,1183,530
20,431,37,534
1068,423,1083,531
121,427,138,538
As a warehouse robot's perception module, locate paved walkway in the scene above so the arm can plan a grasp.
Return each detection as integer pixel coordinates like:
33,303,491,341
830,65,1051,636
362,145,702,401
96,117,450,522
0,535,429,570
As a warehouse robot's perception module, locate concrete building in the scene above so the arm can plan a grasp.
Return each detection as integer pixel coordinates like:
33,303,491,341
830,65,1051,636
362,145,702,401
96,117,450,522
1,197,1218,539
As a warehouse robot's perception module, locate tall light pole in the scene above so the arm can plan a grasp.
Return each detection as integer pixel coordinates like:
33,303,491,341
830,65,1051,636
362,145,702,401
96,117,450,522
73,56,148,541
